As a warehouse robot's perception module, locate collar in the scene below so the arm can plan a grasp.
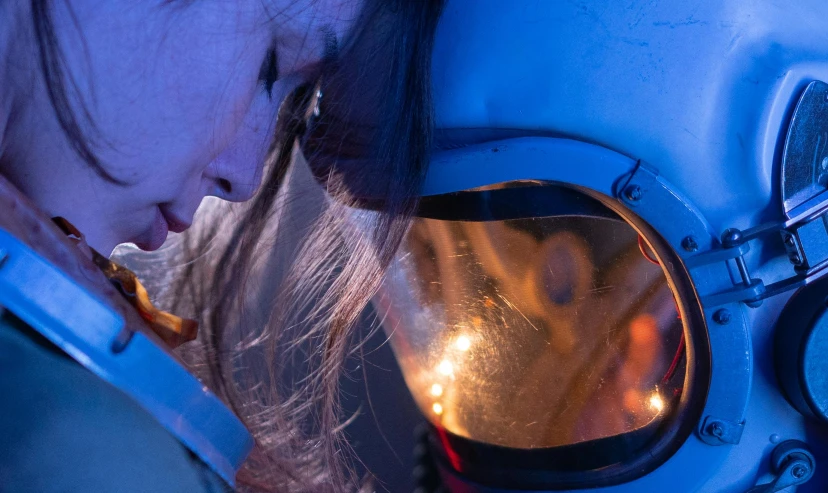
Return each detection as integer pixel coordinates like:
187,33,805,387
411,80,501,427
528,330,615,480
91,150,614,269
0,175,252,486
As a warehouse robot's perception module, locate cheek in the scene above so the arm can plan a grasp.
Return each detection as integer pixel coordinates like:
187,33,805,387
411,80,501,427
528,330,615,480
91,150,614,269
68,1,272,193
158,54,265,178
120,72,262,203
200,78,299,205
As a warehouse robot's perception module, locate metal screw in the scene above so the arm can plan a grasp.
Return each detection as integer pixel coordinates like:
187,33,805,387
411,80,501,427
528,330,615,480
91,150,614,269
784,235,796,248
709,421,725,438
681,235,699,252
713,309,732,325
624,184,642,202
722,228,743,247
789,252,802,265
792,464,809,479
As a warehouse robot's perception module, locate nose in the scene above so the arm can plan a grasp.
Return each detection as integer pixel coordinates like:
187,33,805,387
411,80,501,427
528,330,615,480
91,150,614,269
204,91,279,203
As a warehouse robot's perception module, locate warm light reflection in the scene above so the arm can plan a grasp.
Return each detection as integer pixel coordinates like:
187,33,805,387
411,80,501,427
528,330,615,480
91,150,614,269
649,392,665,413
455,335,472,351
430,383,444,397
378,209,687,449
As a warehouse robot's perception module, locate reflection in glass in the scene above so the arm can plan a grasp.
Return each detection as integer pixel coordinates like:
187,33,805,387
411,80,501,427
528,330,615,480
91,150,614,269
374,206,686,450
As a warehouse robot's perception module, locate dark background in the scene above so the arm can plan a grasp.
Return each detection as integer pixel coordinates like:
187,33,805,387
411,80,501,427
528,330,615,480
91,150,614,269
341,317,424,492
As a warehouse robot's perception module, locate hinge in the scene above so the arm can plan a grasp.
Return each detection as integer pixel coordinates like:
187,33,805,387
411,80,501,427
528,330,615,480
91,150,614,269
684,200,828,307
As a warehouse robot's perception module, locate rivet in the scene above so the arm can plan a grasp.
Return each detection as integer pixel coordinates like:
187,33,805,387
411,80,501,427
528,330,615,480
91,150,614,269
624,184,642,202
792,464,809,479
789,252,802,265
709,421,725,438
713,309,732,325
721,228,743,247
784,235,796,248
681,235,699,252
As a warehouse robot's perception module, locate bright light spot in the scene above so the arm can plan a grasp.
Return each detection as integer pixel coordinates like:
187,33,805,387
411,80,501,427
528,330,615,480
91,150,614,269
432,402,443,415
455,335,472,352
430,384,444,397
438,360,454,376
649,393,665,413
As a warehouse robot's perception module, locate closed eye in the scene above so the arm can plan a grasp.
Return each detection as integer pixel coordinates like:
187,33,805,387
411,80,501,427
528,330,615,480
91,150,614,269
258,46,280,98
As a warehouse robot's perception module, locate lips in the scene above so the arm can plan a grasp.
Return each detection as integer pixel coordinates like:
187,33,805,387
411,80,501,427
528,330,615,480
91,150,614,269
132,205,194,252
159,206,191,234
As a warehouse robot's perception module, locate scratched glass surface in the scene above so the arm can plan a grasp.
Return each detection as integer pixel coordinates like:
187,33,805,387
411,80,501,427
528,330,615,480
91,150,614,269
375,214,686,449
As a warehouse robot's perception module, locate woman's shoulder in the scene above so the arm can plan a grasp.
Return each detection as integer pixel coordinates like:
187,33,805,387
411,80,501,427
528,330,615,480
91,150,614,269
0,177,250,489
0,313,229,493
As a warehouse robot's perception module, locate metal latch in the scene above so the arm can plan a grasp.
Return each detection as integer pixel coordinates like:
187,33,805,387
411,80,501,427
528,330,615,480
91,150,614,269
698,416,744,446
684,196,828,307
685,80,828,307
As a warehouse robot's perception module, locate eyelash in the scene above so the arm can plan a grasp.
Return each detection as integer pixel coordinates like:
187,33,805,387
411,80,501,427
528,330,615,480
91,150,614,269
258,47,280,98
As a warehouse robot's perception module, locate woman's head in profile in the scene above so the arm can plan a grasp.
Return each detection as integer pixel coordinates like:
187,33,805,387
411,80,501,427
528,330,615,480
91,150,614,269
0,0,444,490
1,0,431,254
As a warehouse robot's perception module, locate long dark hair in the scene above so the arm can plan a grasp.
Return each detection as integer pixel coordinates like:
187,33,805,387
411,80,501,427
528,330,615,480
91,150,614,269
30,0,445,490
30,0,126,185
